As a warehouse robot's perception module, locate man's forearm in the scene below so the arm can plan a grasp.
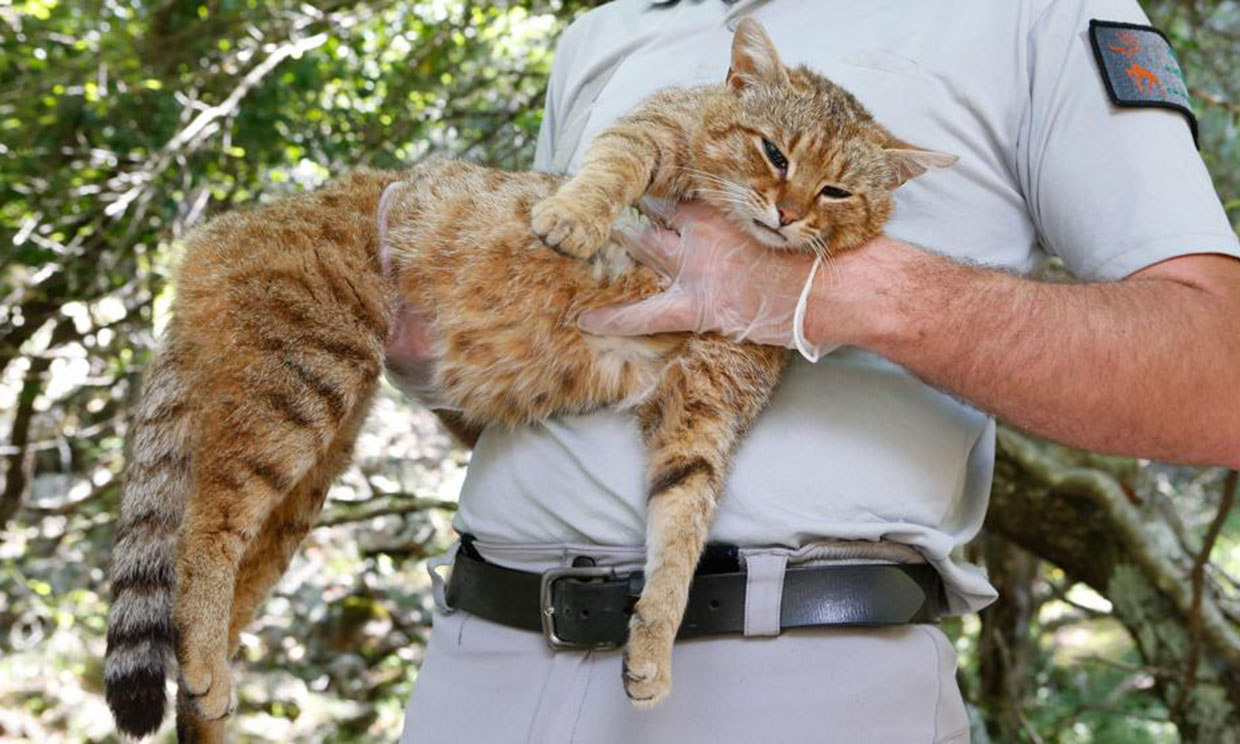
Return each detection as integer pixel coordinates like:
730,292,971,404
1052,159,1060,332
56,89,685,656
807,239,1240,467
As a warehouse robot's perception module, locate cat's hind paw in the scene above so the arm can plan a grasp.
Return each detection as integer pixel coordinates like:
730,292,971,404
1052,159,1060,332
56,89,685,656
179,652,235,721
621,612,674,709
531,195,611,259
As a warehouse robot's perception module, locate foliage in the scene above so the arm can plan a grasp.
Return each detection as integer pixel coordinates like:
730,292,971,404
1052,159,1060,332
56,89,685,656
0,1,594,740
0,1,1236,742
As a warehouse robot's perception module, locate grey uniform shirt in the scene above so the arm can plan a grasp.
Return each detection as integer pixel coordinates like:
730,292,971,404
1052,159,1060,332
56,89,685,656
451,0,1240,614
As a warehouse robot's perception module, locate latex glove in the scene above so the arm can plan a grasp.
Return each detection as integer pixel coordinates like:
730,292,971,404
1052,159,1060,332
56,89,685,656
578,202,834,361
383,301,458,410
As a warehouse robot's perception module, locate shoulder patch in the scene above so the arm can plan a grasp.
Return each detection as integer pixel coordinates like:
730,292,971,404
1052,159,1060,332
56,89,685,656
1089,20,1198,147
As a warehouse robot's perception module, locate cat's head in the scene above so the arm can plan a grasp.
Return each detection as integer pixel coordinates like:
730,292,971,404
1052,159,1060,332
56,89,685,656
689,18,956,256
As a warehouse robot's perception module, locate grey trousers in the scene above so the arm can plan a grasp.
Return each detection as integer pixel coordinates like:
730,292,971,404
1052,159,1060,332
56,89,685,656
400,541,971,744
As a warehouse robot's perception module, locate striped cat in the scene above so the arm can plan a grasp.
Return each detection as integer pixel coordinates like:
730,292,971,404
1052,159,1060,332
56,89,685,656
104,19,953,742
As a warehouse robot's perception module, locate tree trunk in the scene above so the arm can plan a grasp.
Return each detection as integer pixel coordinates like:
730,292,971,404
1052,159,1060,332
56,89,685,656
977,533,1039,741
988,429,1240,743
0,320,75,531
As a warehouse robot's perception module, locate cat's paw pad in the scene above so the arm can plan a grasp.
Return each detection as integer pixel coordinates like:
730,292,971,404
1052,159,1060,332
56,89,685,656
621,613,673,709
180,654,234,721
531,196,610,259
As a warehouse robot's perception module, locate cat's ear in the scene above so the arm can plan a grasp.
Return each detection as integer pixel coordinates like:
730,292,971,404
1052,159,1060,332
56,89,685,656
727,19,787,92
881,133,958,188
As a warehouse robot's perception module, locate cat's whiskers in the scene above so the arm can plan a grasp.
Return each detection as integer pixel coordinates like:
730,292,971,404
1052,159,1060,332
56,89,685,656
677,166,745,192
691,184,747,198
748,192,771,223
682,169,767,210
675,167,780,234
692,187,753,207
808,235,841,285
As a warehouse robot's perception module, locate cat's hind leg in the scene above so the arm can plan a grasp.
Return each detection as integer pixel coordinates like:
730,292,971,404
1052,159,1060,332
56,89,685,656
175,406,328,722
174,339,380,723
173,411,367,744
175,689,225,744
624,338,787,707
224,405,366,655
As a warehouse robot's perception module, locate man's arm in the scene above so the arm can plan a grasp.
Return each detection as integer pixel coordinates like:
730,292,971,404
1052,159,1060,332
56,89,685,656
807,239,1240,467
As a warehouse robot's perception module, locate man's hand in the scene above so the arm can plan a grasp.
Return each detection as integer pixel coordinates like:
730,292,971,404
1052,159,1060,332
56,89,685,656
384,302,484,447
583,201,1240,467
578,202,833,360
383,300,451,409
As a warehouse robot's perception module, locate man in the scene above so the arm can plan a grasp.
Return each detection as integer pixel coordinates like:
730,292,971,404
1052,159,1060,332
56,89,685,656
394,1,1240,741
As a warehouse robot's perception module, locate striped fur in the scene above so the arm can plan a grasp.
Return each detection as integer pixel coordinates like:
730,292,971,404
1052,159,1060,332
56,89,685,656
105,323,195,738
533,19,954,706
104,19,952,740
105,171,398,742
623,337,786,706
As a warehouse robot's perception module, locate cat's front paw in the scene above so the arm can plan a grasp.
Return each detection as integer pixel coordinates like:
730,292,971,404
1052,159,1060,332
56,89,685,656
179,651,235,721
531,195,611,259
621,610,674,709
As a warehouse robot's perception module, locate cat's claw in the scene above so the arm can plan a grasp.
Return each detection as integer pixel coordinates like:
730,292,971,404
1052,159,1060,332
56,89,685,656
180,654,235,721
621,613,673,709
531,196,610,259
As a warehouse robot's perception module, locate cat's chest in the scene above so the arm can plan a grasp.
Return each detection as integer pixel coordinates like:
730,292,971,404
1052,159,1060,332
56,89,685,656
562,1,1042,275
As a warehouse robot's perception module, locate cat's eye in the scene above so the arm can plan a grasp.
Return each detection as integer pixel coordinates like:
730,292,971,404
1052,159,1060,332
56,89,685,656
762,138,788,172
820,185,853,200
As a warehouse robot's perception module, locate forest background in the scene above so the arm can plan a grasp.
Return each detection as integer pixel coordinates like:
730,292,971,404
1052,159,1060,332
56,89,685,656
1,1,1238,742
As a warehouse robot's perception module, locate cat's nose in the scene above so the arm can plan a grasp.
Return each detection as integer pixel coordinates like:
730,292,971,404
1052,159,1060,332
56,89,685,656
776,205,800,226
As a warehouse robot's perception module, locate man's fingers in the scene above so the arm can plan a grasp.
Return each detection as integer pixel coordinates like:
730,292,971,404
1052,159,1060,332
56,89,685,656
635,196,677,222
385,301,438,359
577,294,699,336
613,223,686,277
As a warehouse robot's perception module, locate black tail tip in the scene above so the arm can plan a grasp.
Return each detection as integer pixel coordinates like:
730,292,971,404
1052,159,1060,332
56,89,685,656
106,667,168,739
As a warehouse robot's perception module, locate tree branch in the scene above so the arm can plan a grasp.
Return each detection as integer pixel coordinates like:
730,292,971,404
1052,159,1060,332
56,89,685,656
996,429,1240,669
315,497,457,528
1192,87,1240,117
0,320,77,531
104,31,330,221
1175,469,1239,713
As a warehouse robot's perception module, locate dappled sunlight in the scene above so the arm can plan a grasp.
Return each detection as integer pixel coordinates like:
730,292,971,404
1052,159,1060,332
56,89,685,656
1,1,1238,742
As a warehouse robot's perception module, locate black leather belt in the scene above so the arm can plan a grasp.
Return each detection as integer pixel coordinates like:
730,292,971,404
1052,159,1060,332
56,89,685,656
444,538,946,650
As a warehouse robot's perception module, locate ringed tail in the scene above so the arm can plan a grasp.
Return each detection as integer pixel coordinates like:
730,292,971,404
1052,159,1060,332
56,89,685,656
104,333,194,738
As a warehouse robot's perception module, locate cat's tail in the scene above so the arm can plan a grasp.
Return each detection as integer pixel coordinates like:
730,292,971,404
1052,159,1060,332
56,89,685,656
105,331,195,739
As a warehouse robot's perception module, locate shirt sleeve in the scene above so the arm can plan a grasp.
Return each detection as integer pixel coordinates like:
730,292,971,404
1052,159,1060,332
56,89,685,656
1019,0,1239,280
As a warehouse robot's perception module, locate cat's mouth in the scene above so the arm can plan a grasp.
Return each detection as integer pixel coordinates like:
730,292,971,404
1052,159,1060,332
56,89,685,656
750,219,787,244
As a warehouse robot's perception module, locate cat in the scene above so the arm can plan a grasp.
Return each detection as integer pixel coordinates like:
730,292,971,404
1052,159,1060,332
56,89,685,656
104,18,953,743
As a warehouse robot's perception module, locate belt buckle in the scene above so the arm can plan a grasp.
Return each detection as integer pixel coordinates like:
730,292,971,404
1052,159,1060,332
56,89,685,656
539,565,618,651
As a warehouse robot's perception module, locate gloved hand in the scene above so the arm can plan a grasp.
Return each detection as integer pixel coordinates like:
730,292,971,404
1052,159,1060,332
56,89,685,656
383,300,457,410
578,201,835,361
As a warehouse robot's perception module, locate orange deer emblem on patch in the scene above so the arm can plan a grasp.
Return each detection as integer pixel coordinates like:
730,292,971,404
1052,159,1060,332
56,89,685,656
1126,62,1163,94
1109,31,1142,58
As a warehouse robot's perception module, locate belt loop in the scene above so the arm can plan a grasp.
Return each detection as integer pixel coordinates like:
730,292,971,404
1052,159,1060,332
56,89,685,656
743,552,787,637
428,541,460,614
